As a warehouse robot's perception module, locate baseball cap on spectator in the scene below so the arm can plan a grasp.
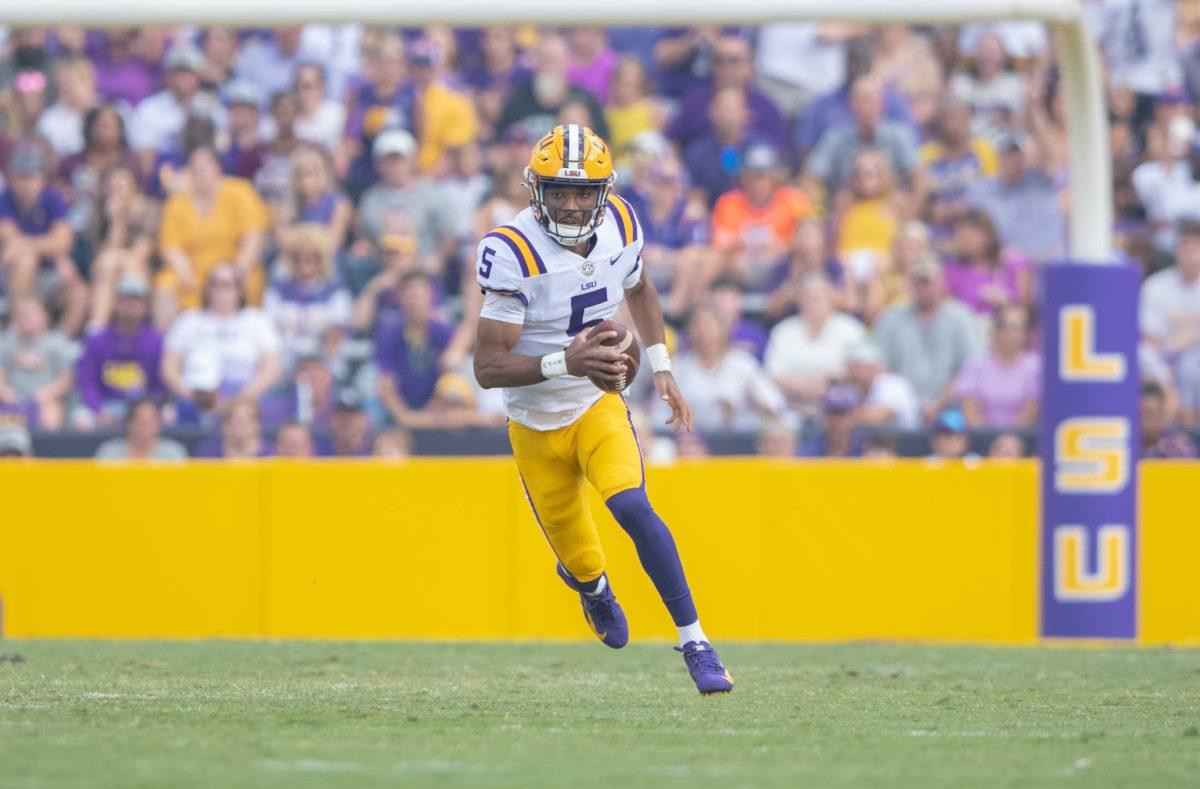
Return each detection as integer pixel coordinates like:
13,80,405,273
224,80,262,109
14,70,47,94
165,44,205,72
0,423,32,457
373,128,417,159
8,144,44,176
994,131,1029,153
934,408,967,435
334,387,365,413
910,255,943,281
116,274,150,299
742,143,781,172
822,383,861,414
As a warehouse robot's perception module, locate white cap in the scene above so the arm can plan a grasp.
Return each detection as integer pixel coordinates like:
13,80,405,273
372,129,417,159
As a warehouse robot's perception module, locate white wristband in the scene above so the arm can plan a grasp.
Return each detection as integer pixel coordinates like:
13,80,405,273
541,351,568,379
646,343,672,373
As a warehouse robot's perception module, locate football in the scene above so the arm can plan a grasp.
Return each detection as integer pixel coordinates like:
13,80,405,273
587,319,640,393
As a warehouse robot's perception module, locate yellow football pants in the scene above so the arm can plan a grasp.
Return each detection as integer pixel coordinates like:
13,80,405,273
508,394,644,584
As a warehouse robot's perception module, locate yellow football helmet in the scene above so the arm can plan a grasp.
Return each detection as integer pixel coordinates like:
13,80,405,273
524,124,616,246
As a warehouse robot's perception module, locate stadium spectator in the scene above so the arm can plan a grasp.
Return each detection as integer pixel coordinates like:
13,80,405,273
372,426,413,458
874,257,982,417
830,149,905,309
949,31,1023,140
843,340,920,430
9,69,49,141
128,44,225,171
0,143,87,335
37,58,98,157
262,224,351,369
460,26,528,136
261,353,336,433
351,227,422,338
0,422,33,458
56,105,142,237
233,26,318,102
157,146,270,316
942,209,1032,318
275,143,352,250
862,431,899,459
254,91,303,206
755,418,797,458
928,407,972,460
74,274,163,429
219,81,267,181
765,274,866,410
1141,380,1198,459
92,29,160,109
919,100,998,236
682,87,766,203
329,387,373,456
355,129,447,260
1139,219,1200,359
1131,114,1200,253
710,143,813,289
952,304,1040,428
197,26,239,91
161,265,283,422
877,221,932,314
754,23,860,116
406,37,479,175
965,131,1065,264
274,421,315,458
375,272,454,428
988,431,1026,458
86,165,158,329
292,63,346,160
669,33,784,150
604,56,661,163
497,33,607,142
0,295,74,430
870,24,944,130
763,218,847,323
804,74,922,197
668,302,785,431
708,278,768,360
345,35,414,153
94,398,187,460
566,27,618,105
799,383,865,458
196,398,270,458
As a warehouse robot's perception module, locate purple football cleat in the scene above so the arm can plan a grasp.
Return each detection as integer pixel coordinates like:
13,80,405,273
676,641,734,695
558,567,629,649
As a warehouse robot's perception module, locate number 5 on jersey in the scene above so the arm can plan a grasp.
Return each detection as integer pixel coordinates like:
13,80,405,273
568,288,608,336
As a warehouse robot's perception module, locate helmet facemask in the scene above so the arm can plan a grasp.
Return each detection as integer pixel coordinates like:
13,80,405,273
525,168,615,247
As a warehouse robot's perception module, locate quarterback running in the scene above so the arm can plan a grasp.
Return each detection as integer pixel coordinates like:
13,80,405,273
472,124,733,695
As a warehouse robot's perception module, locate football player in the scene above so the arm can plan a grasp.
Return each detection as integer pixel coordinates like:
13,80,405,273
473,124,733,695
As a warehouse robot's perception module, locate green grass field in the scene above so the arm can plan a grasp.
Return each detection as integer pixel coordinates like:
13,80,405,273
1,641,1198,787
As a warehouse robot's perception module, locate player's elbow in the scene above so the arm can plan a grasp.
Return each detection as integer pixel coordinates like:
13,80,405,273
473,354,499,389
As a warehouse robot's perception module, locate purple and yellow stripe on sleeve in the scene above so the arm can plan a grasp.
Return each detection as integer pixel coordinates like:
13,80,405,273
485,226,547,277
606,196,639,247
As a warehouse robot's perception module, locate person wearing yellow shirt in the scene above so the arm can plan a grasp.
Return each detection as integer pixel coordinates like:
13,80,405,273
604,57,661,164
407,38,479,175
156,146,268,318
831,149,907,319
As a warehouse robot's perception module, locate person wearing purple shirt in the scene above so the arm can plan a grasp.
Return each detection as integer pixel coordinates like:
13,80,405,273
193,399,274,458
344,36,416,143
952,305,1040,429
710,278,769,360
91,30,161,109
941,209,1032,317
566,28,619,104
74,275,164,428
374,272,454,426
667,35,785,149
683,87,771,204
219,81,268,181
260,354,337,433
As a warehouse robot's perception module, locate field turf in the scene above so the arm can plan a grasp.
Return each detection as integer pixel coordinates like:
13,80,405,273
1,640,1198,787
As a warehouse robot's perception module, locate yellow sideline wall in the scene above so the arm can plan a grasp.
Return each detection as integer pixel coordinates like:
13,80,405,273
0,460,1197,643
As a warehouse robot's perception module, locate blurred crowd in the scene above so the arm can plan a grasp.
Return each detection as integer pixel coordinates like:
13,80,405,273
0,3,1199,461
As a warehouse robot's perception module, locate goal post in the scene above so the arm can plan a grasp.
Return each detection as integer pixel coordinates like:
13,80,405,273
4,1,1136,641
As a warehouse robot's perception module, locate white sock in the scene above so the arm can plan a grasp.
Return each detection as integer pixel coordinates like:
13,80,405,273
584,574,607,597
677,620,707,647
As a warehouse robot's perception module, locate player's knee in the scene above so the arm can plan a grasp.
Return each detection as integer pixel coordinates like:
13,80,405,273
605,487,656,531
561,547,605,583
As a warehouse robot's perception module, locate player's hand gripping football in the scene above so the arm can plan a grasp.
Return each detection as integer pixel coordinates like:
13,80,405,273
655,371,694,433
564,327,626,387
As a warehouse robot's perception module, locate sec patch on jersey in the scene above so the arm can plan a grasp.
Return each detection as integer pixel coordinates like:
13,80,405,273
587,319,640,393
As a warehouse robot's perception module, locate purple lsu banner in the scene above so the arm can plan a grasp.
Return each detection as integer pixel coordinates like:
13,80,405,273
1040,262,1140,639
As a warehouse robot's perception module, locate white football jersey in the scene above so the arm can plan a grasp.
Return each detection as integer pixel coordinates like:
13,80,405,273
476,196,645,430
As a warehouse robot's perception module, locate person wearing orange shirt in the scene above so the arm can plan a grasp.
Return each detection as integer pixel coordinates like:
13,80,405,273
709,143,813,290
156,146,268,321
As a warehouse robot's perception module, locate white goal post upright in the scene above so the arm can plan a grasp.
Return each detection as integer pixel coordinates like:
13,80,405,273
6,1,1133,640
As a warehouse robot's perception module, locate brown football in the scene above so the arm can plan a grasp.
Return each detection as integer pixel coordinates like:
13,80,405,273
587,319,640,393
